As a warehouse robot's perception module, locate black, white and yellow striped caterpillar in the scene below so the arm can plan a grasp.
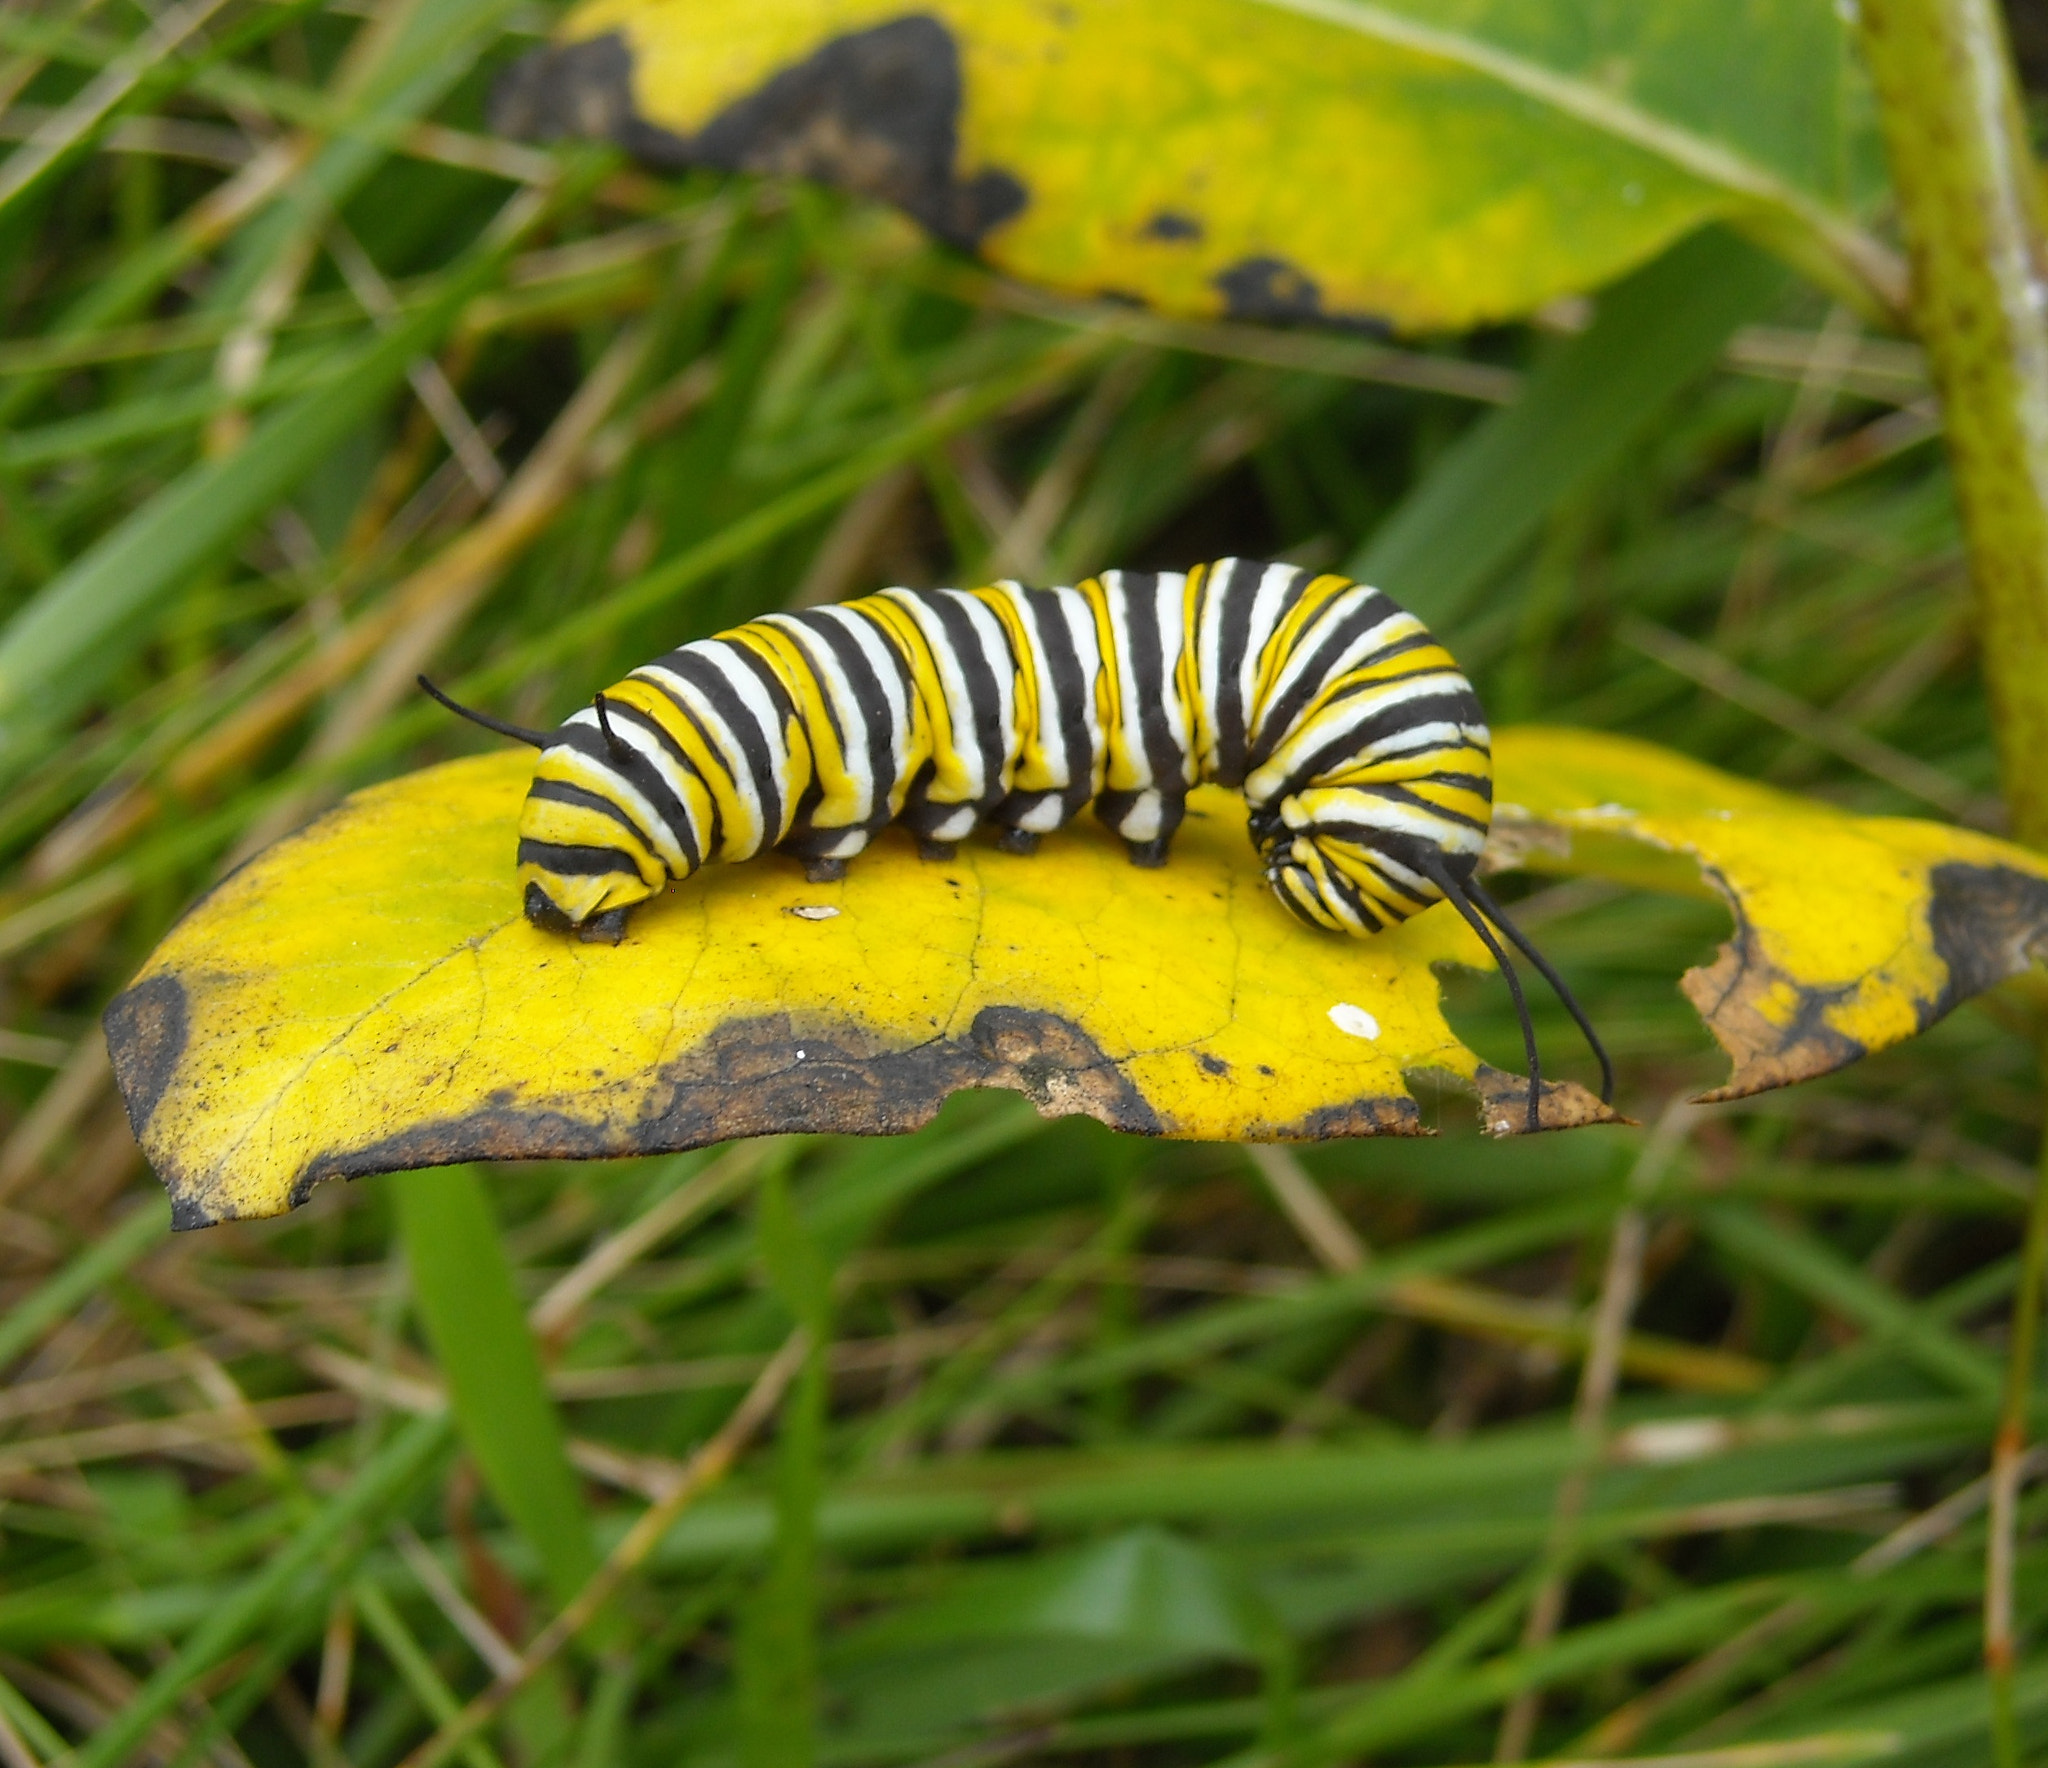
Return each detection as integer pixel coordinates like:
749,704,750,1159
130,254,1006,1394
422,557,1610,1126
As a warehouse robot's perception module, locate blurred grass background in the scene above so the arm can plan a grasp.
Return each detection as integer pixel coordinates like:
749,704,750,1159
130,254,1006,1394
0,0,2045,1763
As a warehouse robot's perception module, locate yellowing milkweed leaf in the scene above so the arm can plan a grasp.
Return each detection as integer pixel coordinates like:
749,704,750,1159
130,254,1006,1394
1491,727,2048,1098
104,752,1617,1228
106,727,2048,1229
491,0,1896,334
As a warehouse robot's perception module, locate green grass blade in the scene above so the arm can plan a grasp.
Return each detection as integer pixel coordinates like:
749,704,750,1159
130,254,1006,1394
1697,1201,2005,1402
0,1194,167,1370
71,1410,452,1768
202,0,535,316
1352,225,1785,627
739,1162,830,1768
354,1577,509,1768
0,209,529,763
395,1165,600,1613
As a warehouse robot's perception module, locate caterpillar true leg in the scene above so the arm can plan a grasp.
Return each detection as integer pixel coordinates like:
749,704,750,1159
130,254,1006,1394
579,906,631,945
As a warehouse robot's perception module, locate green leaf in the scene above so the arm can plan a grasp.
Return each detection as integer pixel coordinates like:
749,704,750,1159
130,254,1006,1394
1250,0,1899,308
1353,225,1787,626
395,1165,600,1610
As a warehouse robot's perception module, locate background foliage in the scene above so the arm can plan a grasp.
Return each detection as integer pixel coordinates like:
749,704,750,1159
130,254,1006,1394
0,0,2045,1765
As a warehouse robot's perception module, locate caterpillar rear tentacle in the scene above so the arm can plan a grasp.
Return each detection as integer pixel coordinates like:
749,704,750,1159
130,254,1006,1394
422,559,1612,1124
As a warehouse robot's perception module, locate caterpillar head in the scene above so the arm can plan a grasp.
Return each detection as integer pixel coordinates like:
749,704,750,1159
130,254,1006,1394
515,727,669,943
414,677,668,944
1253,789,1486,938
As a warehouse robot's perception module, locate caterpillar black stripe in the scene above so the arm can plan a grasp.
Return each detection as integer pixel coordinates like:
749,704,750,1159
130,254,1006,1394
421,558,1612,1128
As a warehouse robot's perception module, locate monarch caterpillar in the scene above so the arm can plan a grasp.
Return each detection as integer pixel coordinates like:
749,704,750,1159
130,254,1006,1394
421,557,1611,1129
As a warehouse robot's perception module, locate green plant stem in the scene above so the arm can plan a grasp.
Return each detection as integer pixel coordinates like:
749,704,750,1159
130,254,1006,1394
1856,8,2048,1751
1988,1039,2048,1767
1856,0,2048,847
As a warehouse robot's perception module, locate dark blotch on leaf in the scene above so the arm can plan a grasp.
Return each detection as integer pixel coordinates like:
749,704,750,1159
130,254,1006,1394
245,1008,1161,1216
1214,255,1324,323
493,15,1027,248
1142,210,1203,242
1266,1092,1423,1139
489,33,675,164
1924,860,2048,1020
1468,1066,1627,1135
1212,255,1395,335
103,973,190,1138
1686,895,1868,1100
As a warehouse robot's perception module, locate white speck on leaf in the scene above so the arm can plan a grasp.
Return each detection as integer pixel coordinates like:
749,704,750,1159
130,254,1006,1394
790,904,840,921
1328,1002,1380,1040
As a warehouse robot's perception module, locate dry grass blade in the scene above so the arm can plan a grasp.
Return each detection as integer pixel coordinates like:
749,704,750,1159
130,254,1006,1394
0,1033,107,1209
0,1699,39,1768
0,0,236,210
0,1395,356,1480
221,321,661,861
1250,1145,1762,1393
1616,615,2001,825
1246,1144,1371,1272
389,1525,521,1679
529,1142,768,1338
394,1329,810,1768
1499,1103,1695,1760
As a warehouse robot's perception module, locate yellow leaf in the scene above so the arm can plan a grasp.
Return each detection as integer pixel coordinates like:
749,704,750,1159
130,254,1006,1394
113,726,2046,1228
490,0,1885,332
1492,727,2048,1098
104,753,1617,1228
